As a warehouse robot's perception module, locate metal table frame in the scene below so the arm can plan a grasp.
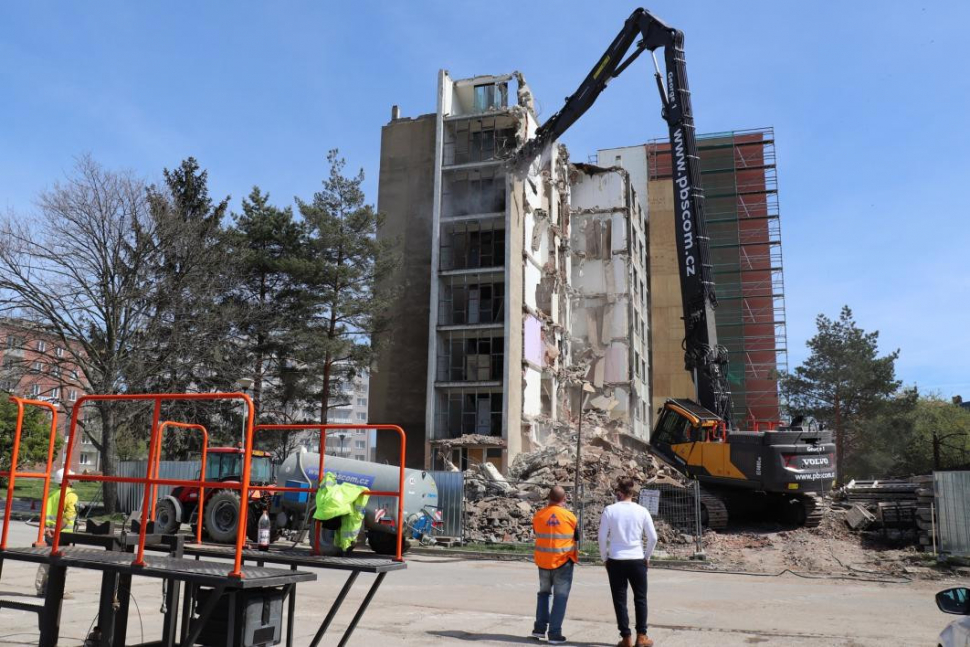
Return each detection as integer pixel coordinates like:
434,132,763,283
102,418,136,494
0,541,314,647
182,544,406,647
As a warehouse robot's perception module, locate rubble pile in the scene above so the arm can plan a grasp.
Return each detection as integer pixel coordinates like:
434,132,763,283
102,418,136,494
462,433,686,544
835,475,935,548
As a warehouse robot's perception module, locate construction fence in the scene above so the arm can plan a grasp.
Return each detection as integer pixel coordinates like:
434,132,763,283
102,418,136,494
116,460,201,515
935,470,970,557
432,470,704,557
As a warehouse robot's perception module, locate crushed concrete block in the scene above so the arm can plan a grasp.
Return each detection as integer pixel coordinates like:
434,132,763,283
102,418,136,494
846,504,876,531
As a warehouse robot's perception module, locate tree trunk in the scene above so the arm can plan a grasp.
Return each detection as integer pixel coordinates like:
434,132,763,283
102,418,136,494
932,430,941,471
99,405,118,514
320,351,332,425
834,391,844,485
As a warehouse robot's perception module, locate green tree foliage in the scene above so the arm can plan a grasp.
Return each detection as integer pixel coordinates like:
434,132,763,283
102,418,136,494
909,396,970,472
0,394,61,477
781,306,904,481
226,188,311,459
846,394,970,478
297,150,400,422
145,158,242,449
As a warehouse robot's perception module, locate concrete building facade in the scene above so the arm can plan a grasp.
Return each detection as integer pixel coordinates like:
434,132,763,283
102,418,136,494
424,71,572,472
370,108,437,468
371,71,651,471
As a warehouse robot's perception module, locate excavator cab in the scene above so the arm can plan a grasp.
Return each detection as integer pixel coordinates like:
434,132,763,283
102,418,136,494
651,400,721,463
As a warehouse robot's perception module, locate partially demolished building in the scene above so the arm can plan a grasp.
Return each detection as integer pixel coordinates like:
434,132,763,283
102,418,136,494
568,165,651,438
371,71,649,472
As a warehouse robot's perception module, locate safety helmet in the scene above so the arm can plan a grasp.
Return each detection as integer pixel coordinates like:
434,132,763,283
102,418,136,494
52,468,65,485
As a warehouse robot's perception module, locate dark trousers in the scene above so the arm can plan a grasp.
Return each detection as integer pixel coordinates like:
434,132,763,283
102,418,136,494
606,559,648,637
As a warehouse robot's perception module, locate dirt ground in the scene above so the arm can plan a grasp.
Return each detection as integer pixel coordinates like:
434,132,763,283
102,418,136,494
659,503,960,581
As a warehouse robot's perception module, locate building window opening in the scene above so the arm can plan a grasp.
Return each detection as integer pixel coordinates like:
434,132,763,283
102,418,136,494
437,334,504,382
436,390,503,438
439,220,505,271
445,117,516,165
439,278,505,326
473,83,507,112
442,167,506,217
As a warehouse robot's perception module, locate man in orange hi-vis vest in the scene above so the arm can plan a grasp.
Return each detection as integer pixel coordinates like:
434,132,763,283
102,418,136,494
531,485,578,644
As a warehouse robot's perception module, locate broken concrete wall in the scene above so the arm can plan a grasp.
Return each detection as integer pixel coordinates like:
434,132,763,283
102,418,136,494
519,141,572,454
568,163,651,439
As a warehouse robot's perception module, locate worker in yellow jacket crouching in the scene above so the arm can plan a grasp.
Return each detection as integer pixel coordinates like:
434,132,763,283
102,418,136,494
311,472,369,556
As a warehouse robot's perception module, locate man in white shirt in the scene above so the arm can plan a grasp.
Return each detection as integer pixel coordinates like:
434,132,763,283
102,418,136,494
598,476,657,647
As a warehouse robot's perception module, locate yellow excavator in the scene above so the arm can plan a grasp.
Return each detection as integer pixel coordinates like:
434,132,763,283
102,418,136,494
515,8,835,527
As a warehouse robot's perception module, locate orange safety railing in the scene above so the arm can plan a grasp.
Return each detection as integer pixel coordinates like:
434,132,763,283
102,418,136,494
0,396,60,550
49,393,255,578
149,421,209,544
252,423,407,562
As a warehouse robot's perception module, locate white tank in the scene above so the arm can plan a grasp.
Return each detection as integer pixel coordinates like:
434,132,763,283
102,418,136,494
274,448,439,527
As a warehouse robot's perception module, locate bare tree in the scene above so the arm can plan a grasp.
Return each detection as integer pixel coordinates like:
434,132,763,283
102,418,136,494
0,156,163,512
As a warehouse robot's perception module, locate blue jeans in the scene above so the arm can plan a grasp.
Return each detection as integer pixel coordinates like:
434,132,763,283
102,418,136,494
533,560,574,638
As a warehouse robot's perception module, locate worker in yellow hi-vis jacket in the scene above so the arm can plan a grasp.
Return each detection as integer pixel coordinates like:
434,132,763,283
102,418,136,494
35,468,78,597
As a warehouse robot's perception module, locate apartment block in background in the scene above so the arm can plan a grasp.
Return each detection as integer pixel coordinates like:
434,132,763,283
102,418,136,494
598,127,787,424
321,372,374,462
0,317,94,472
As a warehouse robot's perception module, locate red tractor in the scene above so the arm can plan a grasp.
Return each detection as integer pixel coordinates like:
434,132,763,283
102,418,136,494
153,447,280,543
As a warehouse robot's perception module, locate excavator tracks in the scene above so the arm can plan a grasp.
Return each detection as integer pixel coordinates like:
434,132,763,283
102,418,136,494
698,489,729,530
799,494,823,528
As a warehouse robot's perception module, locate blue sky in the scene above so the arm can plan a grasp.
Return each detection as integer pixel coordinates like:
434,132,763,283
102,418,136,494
2,2,968,397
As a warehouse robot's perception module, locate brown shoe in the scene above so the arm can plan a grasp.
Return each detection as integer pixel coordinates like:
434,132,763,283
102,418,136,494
617,637,634,647
635,634,653,647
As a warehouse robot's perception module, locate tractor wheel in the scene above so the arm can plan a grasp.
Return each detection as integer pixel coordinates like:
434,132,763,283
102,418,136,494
154,499,181,535
204,490,242,543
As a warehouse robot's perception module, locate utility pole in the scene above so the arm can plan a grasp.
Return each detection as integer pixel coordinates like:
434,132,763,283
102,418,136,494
573,381,595,549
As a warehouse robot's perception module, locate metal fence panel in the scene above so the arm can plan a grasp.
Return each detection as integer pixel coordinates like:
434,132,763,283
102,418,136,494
116,460,201,514
638,481,703,556
935,471,970,557
429,470,463,540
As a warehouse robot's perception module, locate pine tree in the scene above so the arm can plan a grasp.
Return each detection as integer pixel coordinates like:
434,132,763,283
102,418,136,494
781,306,903,481
296,150,400,424
227,188,312,457
144,158,240,447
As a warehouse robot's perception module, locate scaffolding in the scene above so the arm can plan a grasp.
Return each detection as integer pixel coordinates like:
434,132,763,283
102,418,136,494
648,127,787,424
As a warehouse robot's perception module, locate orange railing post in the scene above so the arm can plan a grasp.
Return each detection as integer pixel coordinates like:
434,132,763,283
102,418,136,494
150,421,209,544
0,397,59,551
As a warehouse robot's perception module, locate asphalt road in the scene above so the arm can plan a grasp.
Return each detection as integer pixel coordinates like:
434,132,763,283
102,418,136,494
0,520,958,646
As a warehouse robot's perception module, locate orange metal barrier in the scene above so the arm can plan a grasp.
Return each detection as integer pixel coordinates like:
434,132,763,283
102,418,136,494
0,396,60,550
149,421,209,544
49,393,255,578
253,423,407,562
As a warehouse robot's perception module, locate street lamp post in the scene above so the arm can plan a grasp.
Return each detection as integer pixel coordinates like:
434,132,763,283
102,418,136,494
338,432,347,457
573,381,595,549
235,378,254,445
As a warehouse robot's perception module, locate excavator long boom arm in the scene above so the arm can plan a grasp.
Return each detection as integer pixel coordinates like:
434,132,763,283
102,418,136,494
513,8,732,424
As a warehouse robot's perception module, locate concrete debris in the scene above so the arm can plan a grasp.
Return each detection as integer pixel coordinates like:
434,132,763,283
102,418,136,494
513,71,535,115
846,504,876,531
463,430,686,544
836,475,936,549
